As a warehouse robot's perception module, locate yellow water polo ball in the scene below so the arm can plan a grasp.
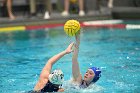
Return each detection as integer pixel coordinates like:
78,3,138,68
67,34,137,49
64,20,80,36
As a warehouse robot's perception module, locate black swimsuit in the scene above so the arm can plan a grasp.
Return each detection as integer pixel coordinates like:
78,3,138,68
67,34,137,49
79,80,88,88
28,81,60,93
40,80,60,92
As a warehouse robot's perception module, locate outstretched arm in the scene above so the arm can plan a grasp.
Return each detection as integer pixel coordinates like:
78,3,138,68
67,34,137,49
34,43,74,90
40,42,74,79
72,32,81,82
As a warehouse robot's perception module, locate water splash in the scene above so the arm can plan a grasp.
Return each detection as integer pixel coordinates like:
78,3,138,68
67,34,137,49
63,80,104,93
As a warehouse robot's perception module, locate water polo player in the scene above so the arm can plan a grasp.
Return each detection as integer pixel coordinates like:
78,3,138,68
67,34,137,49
72,31,101,88
33,42,74,92
63,19,101,88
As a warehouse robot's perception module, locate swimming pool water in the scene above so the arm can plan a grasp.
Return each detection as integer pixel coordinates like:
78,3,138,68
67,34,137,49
0,27,140,93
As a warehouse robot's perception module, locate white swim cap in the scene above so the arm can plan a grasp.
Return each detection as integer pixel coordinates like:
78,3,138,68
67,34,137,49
49,69,64,85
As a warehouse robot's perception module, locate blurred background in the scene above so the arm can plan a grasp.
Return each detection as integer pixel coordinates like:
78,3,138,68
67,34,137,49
0,0,140,24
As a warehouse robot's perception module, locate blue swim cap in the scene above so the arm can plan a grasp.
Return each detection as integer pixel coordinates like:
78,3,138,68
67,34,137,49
89,67,101,83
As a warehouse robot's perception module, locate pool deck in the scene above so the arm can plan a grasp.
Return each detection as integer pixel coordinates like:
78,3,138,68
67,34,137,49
0,7,140,31
0,13,112,28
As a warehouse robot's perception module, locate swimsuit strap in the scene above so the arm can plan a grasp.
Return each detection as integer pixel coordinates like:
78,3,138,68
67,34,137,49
40,80,59,92
79,80,88,88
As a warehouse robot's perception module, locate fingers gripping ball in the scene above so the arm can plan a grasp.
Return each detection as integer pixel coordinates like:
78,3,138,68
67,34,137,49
64,20,80,36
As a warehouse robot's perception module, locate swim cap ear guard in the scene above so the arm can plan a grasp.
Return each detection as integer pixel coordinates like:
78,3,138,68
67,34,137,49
49,69,64,85
90,67,101,83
